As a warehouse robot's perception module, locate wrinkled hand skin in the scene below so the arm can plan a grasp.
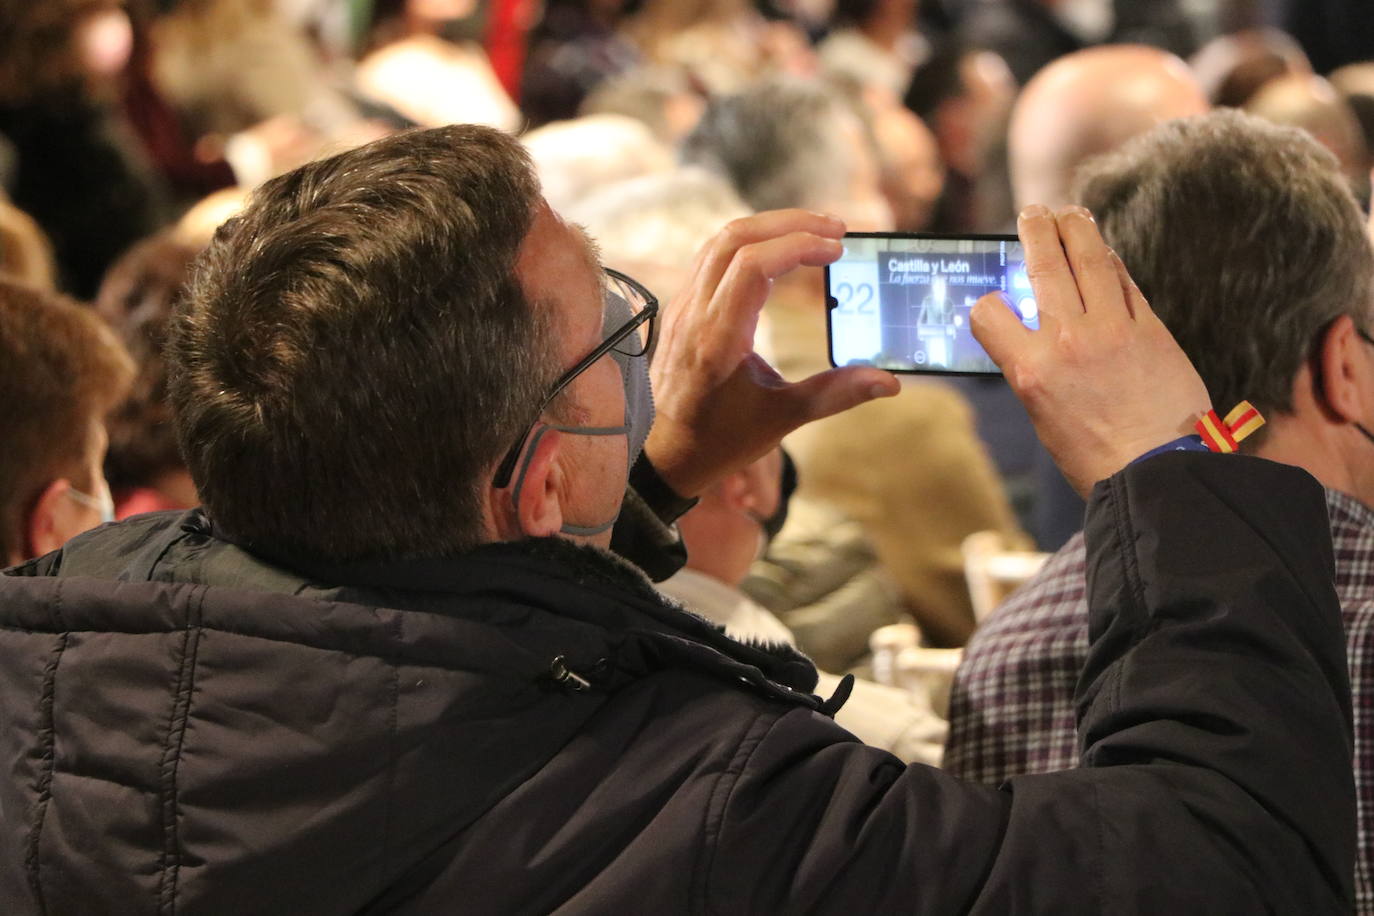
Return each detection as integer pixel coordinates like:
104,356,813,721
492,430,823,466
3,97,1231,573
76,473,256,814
971,205,1212,499
644,209,900,499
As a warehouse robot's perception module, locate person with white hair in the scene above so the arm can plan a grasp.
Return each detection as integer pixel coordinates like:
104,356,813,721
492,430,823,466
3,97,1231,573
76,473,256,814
567,166,749,301
522,113,674,214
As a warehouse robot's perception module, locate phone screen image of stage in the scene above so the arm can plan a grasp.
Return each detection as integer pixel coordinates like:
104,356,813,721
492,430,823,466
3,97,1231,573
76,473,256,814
828,236,1038,373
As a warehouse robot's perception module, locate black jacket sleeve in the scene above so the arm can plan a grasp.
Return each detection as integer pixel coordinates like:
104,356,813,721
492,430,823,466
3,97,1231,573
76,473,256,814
611,453,695,582
704,453,1354,913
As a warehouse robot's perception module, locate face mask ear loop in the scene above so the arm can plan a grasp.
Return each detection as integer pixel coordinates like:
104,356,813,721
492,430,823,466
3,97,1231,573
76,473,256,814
509,424,555,518
510,423,629,538
546,423,628,536
558,516,620,537
66,483,116,524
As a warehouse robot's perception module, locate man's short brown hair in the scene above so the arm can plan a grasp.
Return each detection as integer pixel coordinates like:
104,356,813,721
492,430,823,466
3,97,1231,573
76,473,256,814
0,280,134,560
168,125,555,563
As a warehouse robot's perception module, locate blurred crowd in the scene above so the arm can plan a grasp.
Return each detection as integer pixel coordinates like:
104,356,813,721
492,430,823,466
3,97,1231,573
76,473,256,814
3,0,1369,291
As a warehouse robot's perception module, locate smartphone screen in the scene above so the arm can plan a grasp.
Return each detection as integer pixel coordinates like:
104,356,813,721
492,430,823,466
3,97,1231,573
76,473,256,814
825,233,1038,375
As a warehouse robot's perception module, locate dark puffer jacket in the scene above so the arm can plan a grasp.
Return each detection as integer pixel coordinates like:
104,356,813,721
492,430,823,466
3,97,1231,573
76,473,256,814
0,454,1356,913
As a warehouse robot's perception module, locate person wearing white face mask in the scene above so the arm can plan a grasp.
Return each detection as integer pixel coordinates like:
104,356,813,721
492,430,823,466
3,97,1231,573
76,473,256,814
0,279,132,568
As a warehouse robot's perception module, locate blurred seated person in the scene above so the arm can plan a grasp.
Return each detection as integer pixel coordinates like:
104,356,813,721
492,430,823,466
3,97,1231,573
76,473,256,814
1245,73,1371,201
1331,63,1374,176
521,0,641,129
1188,26,1311,108
827,67,945,238
523,114,673,214
683,77,1026,646
743,492,907,674
1009,44,1208,213
622,0,815,95
682,77,892,230
0,278,134,566
95,231,202,518
818,0,928,97
578,66,705,146
118,0,236,205
904,42,1017,232
660,448,948,764
0,198,57,291
0,0,168,298
150,0,362,143
151,0,403,189
355,0,519,131
858,84,945,232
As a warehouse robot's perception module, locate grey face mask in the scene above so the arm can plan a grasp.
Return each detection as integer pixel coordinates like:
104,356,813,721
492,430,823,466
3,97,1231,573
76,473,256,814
511,286,655,538
607,284,655,471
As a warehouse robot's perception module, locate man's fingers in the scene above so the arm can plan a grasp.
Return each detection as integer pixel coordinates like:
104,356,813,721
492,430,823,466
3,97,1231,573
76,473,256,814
709,231,844,329
785,365,900,425
971,290,1034,375
692,210,846,294
1018,205,1085,322
1055,207,1128,323
1109,250,1140,321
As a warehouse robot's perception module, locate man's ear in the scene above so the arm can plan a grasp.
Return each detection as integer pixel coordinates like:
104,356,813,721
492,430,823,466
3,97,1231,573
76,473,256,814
714,470,752,513
25,478,75,561
1316,314,1370,425
490,428,565,540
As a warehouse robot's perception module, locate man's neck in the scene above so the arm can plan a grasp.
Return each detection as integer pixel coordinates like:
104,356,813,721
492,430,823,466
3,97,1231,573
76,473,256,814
1252,412,1369,508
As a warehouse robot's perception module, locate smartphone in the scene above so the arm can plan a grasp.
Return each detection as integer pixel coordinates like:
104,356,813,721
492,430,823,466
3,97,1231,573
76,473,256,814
825,232,1038,375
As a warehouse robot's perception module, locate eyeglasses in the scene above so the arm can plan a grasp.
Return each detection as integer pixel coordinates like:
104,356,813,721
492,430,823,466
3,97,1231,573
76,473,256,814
492,267,659,489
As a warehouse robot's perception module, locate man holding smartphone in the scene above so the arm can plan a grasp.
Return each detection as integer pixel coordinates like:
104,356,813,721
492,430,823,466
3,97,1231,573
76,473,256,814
951,109,1374,907
0,124,1354,911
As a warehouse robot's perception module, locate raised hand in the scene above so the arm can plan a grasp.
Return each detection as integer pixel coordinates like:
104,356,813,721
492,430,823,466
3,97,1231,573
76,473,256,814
645,210,900,498
972,205,1212,497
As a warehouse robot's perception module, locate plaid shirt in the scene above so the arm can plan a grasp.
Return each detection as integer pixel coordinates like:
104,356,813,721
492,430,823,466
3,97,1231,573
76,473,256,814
946,488,1374,912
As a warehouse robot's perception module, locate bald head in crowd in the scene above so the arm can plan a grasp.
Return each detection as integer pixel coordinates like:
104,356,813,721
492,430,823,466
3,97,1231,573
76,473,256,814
1009,45,1208,210
1245,74,1370,189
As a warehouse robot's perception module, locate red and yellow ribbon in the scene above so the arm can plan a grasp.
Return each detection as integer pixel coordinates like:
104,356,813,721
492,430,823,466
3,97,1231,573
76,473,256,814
1195,401,1265,453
